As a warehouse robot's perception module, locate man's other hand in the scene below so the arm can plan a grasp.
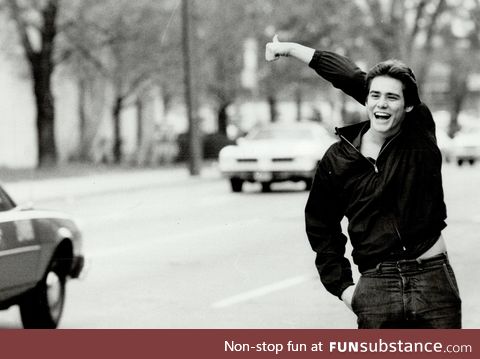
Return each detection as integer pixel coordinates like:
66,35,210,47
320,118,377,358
341,285,357,311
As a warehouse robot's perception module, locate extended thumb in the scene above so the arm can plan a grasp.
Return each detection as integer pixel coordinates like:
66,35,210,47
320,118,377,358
273,34,279,43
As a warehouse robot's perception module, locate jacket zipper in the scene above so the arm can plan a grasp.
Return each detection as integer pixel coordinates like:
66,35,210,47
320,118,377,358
339,132,401,174
393,222,406,251
339,131,406,250
339,135,379,173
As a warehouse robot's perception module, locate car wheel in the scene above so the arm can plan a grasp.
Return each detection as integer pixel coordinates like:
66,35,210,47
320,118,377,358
469,159,475,165
19,259,66,329
261,182,271,193
230,178,244,192
457,159,463,166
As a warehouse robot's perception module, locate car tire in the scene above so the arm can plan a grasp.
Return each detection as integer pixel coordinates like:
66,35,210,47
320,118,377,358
230,178,244,192
457,159,463,166
19,258,66,329
261,182,271,193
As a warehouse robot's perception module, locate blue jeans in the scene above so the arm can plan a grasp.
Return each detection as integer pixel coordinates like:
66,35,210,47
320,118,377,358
351,253,462,328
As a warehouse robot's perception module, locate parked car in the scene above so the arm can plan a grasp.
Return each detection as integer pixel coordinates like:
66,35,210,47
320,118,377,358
218,121,336,192
0,184,84,328
451,130,480,166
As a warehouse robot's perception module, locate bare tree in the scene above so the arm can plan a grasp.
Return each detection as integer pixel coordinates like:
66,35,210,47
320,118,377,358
360,0,447,87
5,0,60,167
62,0,182,164
255,0,365,123
443,0,480,137
197,0,258,133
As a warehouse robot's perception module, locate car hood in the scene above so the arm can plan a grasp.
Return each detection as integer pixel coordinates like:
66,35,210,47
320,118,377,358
453,134,480,147
222,140,328,157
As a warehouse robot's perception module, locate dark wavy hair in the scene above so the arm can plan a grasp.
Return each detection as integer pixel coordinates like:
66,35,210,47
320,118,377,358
365,59,421,107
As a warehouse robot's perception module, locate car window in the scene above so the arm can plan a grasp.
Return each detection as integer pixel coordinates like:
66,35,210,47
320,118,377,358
249,128,314,140
0,186,16,211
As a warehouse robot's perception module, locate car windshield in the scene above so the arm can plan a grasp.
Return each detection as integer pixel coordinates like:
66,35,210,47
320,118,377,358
0,186,16,211
249,128,314,141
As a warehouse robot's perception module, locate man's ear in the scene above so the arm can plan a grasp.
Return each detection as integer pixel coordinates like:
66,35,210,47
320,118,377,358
405,106,413,113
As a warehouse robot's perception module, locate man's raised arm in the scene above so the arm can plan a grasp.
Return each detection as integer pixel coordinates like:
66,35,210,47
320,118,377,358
265,34,316,64
265,35,367,105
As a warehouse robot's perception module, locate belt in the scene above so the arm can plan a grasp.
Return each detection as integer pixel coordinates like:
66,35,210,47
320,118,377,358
361,252,448,275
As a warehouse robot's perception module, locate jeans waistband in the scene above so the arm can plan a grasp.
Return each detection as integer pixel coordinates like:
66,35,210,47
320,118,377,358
361,252,449,275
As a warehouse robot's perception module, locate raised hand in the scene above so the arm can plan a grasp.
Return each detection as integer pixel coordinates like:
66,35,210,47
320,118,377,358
265,34,284,62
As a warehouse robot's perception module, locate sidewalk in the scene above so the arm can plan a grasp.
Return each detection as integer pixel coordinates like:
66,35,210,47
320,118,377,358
3,163,221,204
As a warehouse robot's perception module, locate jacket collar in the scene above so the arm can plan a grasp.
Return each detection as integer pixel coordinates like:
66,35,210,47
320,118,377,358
335,121,370,147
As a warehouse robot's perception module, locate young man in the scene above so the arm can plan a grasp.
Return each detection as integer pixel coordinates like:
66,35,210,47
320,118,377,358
266,36,461,328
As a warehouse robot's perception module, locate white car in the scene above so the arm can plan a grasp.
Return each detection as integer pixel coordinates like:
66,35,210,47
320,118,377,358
219,122,336,192
451,130,480,166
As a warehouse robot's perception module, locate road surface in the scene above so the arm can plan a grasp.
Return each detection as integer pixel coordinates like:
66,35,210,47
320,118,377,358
0,163,478,328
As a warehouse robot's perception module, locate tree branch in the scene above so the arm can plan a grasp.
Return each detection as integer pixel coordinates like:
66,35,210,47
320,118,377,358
405,0,427,59
415,0,447,89
41,0,59,58
121,69,160,104
365,0,384,26
424,0,447,52
6,0,37,63
60,33,110,77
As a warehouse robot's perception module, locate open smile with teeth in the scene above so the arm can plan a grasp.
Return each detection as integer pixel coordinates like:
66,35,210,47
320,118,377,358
374,112,391,120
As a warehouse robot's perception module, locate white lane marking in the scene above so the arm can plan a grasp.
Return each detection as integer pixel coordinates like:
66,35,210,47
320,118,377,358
212,275,311,308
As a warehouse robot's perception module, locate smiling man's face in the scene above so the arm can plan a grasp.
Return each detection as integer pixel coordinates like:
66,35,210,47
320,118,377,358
366,75,412,139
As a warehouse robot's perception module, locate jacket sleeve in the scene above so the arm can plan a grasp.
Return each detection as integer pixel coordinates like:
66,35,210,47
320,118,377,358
308,50,367,106
305,149,354,299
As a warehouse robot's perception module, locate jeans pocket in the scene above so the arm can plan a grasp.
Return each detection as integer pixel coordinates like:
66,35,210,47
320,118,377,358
442,263,461,300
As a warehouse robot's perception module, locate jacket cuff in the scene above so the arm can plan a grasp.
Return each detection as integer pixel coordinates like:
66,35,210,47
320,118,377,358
308,50,323,69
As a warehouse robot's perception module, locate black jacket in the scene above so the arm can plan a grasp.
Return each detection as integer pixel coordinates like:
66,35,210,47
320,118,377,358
305,51,447,298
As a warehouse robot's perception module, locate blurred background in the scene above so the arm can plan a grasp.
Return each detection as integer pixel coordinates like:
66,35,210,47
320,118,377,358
0,0,479,329
0,0,479,171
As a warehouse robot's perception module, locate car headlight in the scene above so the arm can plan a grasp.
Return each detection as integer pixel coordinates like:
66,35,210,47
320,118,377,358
296,156,318,169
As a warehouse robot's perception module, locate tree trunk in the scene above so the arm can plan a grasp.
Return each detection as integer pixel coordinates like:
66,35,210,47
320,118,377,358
77,77,89,161
33,65,57,167
182,0,202,175
136,97,144,149
31,0,59,168
295,87,302,122
447,45,470,138
448,76,468,138
414,0,446,93
113,97,123,164
217,102,229,136
267,95,278,123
